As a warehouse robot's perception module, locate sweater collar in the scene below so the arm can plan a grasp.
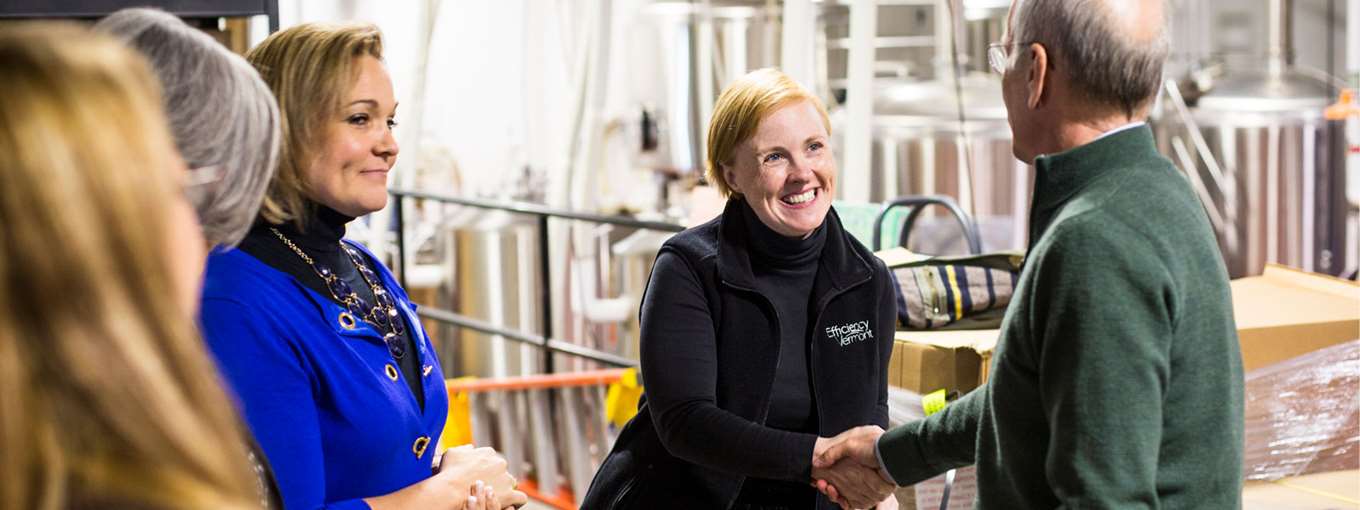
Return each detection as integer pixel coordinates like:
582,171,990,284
1028,124,1159,246
269,204,354,253
739,199,827,270
717,198,870,291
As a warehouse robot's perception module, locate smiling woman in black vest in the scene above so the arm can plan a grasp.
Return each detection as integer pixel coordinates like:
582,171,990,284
581,68,897,510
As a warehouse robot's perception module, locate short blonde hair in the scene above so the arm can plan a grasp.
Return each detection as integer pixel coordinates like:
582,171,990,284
0,23,255,510
246,22,383,228
705,68,831,198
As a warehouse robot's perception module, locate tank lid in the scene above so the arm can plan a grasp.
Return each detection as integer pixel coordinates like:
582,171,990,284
1196,69,1332,112
872,75,1009,121
644,1,770,18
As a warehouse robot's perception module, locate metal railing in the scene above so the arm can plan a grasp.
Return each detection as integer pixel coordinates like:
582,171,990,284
871,194,982,254
389,188,685,372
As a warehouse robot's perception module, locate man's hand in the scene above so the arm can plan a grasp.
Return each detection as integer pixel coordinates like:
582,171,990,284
810,427,895,509
812,460,894,509
814,426,888,473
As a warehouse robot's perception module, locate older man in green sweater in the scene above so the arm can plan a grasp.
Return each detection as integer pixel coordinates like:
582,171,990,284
812,0,1244,508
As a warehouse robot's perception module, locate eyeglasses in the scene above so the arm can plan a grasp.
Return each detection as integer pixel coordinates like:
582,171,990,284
183,165,224,205
987,42,1025,74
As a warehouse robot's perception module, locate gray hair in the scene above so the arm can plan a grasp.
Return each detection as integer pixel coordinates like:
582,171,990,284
95,8,280,248
1013,0,1169,117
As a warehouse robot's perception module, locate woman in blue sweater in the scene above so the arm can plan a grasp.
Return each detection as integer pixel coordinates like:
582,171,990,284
200,23,524,510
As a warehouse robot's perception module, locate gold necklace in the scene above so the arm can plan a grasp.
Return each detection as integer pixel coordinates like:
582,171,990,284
270,227,407,359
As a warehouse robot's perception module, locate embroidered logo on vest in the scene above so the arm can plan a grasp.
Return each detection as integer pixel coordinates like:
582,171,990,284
826,320,873,347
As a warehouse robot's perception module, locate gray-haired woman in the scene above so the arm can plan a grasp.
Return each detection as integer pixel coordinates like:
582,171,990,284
95,7,280,248
94,8,284,508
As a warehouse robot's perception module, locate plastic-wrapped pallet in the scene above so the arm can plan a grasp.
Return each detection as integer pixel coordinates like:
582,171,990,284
1243,338,1360,481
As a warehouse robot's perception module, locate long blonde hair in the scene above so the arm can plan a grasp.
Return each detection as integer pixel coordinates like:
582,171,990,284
245,22,384,228
0,24,258,510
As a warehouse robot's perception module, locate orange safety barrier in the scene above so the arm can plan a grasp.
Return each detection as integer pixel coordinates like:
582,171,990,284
448,369,629,393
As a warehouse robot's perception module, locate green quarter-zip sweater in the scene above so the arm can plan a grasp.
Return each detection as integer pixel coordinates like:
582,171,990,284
878,125,1244,509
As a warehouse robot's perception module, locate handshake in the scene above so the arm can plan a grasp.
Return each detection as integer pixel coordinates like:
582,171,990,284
810,426,897,510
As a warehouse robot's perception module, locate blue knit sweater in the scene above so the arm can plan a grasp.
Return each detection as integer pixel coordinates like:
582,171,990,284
201,241,448,510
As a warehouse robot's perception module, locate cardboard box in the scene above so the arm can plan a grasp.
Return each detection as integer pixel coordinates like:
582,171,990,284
1243,470,1360,509
891,329,999,395
1231,264,1360,372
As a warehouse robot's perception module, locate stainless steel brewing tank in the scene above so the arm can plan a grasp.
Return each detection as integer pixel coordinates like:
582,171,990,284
1153,69,1348,277
644,1,780,174
848,75,1032,251
446,208,544,377
449,214,667,376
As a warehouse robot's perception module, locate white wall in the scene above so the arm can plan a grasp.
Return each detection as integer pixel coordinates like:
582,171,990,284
267,1,572,201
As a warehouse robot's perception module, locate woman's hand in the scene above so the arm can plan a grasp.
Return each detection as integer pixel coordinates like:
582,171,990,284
437,446,528,508
466,480,494,510
464,479,531,510
364,445,526,510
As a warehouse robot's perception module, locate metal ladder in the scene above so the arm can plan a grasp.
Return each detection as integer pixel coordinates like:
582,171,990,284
439,369,640,509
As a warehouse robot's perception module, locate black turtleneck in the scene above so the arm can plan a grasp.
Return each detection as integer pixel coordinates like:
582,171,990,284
733,200,826,507
741,200,825,433
237,206,425,407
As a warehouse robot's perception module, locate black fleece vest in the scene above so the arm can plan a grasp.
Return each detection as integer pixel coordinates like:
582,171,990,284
581,199,897,510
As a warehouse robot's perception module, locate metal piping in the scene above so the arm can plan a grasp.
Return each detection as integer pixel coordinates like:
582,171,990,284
1267,0,1294,78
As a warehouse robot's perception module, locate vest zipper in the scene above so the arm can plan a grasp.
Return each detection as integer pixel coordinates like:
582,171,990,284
806,271,873,509
719,268,874,510
719,280,782,510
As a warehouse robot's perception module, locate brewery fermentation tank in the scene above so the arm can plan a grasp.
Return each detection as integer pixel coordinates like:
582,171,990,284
444,207,670,376
1152,0,1349,277
1155,71,1347,278
644,1,781,174
447,208,544,377
855,75,1031,252
825,1,1028,252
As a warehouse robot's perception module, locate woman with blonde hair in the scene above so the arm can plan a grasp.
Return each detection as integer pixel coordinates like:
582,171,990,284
199,22,524,510
0,24,258,509
581,68,897,509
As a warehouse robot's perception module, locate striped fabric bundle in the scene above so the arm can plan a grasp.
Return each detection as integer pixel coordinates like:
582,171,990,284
884,250,1025,330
